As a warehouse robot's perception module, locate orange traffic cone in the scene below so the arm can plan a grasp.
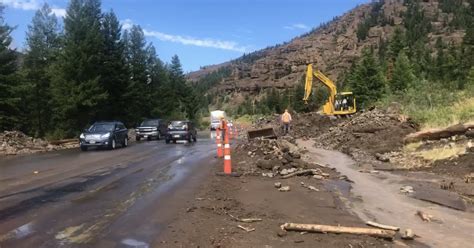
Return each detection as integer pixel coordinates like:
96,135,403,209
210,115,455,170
223,128,232,174
216,128,223,158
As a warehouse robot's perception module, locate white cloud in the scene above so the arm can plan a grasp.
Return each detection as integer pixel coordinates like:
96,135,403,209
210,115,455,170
1,0,66,17
0,0,40,10
51,8,66,17
144,29,248,52
121,19,248,52
121,19,134,30
284,23,310,30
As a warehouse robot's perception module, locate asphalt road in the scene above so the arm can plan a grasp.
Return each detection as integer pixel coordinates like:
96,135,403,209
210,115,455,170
0,133,216,247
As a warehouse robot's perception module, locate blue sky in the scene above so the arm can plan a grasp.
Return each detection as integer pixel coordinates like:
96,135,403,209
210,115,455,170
2,0,368,72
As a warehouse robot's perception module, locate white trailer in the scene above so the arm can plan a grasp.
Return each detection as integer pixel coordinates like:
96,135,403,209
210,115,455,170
210,110,226,130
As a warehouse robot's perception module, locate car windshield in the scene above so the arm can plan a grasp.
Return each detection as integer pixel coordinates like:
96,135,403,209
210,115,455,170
141,120,159,126
89,124,114,132
170,121,187,130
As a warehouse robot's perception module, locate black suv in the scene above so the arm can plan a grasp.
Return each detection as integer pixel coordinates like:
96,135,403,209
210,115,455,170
165,121,197,144
79,121,128,151
135,119,167,141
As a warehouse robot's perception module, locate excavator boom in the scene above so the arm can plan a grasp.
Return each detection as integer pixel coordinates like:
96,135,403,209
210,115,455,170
303,64,356,115
303,64,313,103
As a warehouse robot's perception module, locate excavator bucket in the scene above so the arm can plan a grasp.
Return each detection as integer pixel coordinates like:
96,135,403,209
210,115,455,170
247,127,277,140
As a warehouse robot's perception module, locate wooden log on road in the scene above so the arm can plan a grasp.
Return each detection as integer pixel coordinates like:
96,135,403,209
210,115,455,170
404,122,474,144
281,223,396,240
366,221,400,231
49,138,77,145
281,169,318,179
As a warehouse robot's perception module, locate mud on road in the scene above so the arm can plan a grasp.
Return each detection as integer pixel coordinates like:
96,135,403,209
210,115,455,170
157,149,396,248
0,134,215,247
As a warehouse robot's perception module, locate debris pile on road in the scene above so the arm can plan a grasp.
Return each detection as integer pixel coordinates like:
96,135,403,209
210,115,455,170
234,136,334,180
0,131,78,156
249,112,336,138
314,108,416,155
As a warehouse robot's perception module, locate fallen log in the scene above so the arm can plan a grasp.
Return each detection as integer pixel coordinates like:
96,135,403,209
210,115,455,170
280,223,396,240
237,225,255,232
365,221,400,231
404,122,474,144
281,169,318,179
228,213,263,223
49,138,77,145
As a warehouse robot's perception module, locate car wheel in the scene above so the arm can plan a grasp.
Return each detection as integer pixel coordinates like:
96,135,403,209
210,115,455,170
173,140,177,144
166,139,170,144
110,139,116,150
188,135,192,143
80,145,87,151
136,136,141,141
193,135,197,142
123,137,128,147
157,132,162,140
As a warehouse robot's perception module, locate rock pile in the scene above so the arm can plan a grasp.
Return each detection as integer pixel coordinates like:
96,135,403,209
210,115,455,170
234,136,333,178
0,131,78,156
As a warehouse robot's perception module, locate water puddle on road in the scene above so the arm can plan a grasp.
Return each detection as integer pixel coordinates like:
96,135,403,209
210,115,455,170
121,238,149,248
0,222,35,242
298,139,474,248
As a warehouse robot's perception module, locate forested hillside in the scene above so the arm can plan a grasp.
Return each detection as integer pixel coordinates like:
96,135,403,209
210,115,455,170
0,0,205,138
193,0,474,127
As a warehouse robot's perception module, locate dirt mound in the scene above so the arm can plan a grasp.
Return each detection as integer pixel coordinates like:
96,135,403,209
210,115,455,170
315,108,416,155
249,112,337,139
430,153,474,179
290,112,338,138
0,131,77,156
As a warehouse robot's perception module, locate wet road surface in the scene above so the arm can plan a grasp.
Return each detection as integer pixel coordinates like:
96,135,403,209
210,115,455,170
299,139,474,248
0,133,216,247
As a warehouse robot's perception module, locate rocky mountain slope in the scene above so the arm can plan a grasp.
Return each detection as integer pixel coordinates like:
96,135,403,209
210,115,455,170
188,0,466,93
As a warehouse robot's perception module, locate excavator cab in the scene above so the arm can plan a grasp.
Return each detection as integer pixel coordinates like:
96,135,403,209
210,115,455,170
303,64,357,116
334,92,356,114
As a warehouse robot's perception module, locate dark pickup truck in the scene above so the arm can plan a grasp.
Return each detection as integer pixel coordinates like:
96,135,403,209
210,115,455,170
135,119,168,141
165,121,197,144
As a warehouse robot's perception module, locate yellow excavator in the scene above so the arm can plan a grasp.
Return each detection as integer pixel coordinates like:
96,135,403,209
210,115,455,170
303,64,357,115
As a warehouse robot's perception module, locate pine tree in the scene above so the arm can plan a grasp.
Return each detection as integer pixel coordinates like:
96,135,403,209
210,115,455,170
0,5,20,131
434,37,446,80
403,0,431,46
23,3,60,136
123,25,149,124
388,27,405,60
390,51,416,92
51,0,107,136
460,0,474,78
99,10,128,121
146,44,171,118
349,49,386,107
466,66,474,93
291,77,308,113
168,55,200,120
169,55,187,111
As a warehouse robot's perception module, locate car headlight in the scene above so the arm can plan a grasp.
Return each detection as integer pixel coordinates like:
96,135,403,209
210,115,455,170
152,127,158,131
80,133,85,139
101,133,110,139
